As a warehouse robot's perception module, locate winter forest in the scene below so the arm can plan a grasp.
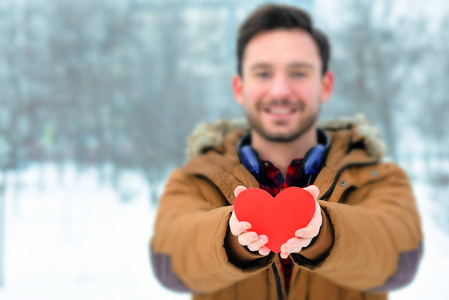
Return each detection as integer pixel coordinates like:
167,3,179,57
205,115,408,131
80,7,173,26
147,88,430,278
1,0,448,299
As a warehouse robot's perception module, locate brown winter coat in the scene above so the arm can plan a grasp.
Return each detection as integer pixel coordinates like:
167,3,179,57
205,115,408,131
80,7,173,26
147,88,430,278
150,116,423,300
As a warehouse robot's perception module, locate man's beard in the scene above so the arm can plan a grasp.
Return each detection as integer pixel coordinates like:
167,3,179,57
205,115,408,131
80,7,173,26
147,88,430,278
245,99,320,143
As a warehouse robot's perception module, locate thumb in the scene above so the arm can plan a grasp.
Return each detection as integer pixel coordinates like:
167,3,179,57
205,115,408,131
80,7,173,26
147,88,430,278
234,185,247,197
304,185,320,199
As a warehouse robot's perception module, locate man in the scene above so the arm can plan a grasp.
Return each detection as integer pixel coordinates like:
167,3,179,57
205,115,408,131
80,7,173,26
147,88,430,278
150,4,423,300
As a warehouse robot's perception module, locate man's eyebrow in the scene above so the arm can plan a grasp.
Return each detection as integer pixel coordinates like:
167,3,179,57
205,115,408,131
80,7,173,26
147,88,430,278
249,62,316,71
288,62,315,69
249,63,272,71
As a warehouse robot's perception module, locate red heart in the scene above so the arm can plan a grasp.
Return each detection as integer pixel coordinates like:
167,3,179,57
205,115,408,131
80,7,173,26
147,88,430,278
234,187,315,253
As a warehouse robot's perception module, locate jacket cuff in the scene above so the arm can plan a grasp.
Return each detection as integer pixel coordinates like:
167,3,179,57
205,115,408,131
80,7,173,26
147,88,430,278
292,207,334,266
224,226,274,270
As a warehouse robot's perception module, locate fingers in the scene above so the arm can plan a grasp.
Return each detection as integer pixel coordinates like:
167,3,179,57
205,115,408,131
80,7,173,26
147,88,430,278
229,211,251,236
280,239,297,258
283,199,323,257
246,235,268,252
303,185,320,199
280,236,313,258
229,211,270,256
238,231,259,246
295,200,322,238
238,232,270,256
295,223,320,239
234,185,247,198
295,217,321,238
231,186,249,235
258,246,271,256
232,185,269,255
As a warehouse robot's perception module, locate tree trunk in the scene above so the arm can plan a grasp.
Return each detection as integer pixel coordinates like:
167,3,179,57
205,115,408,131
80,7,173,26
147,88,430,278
0,170,7,287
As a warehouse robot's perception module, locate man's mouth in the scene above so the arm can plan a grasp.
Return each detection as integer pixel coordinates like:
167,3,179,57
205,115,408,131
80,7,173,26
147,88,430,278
263,107,297,115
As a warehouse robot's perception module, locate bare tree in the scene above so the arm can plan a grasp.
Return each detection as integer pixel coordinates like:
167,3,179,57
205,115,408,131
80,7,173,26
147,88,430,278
327,0,429,161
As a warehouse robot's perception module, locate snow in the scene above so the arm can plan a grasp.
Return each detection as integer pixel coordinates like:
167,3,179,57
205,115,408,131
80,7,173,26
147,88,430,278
0,163,188,300
0,163,448,300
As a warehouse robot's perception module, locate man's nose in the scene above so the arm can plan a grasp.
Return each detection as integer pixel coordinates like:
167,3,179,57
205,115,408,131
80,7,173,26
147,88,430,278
270,76,291,100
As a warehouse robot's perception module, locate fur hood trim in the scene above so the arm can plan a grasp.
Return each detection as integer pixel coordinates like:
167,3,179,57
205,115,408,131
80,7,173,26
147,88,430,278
187,114,386,160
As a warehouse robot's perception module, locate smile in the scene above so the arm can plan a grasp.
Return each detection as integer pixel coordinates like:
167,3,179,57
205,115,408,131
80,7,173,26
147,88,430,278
264,107,297,115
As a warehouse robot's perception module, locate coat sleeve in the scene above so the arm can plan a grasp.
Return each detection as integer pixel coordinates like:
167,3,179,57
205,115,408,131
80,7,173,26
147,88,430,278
292,162,423,292
150,169,273,293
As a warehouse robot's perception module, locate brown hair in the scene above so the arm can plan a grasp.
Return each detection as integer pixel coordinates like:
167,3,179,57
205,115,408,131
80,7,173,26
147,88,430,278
237,4,330,76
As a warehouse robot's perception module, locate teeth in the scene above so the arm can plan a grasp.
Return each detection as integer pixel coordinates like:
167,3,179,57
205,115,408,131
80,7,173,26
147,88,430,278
270,108,291,114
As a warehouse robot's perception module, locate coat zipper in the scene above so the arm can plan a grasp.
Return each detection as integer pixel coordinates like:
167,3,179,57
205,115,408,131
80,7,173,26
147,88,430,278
272,263,284,300
320,160,379,200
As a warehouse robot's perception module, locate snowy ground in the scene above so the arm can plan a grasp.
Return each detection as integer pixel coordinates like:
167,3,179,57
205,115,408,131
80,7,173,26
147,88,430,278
0,163,447,300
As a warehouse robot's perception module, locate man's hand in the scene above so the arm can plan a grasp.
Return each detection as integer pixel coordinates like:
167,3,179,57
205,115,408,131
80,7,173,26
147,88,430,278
229,186,271,256
280,185,322,259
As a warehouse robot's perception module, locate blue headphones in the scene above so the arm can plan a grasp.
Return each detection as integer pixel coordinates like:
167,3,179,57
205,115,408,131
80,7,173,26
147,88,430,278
237,129,330,186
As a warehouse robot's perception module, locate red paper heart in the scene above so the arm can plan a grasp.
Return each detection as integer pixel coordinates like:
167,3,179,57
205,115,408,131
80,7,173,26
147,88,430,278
234,187,315,253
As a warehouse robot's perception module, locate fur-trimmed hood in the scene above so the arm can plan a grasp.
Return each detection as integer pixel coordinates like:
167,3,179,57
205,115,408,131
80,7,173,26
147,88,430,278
186,114,386,160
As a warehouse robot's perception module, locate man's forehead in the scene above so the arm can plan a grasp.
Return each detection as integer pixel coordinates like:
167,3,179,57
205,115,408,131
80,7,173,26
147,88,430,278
242,29,321,70
249,62,316,72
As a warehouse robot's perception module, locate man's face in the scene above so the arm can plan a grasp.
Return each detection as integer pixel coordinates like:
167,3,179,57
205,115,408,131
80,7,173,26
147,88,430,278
233,29,333,143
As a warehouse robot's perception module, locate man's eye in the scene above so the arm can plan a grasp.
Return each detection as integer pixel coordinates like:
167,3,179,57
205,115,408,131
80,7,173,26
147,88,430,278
291,72,306,78
256,72,270,78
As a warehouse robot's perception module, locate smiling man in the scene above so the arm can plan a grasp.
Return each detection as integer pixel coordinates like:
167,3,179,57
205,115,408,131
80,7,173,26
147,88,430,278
150,4,423,300
235,29,331,143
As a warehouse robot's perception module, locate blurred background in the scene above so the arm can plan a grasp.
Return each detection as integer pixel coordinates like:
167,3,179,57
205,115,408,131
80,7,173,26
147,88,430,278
0,0,448,299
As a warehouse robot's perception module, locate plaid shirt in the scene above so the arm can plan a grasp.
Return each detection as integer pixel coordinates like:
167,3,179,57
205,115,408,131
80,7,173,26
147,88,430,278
258,158,305,294
259,159,304,195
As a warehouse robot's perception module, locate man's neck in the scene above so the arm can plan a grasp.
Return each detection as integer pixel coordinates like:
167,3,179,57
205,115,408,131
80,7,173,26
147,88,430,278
251,128,318,178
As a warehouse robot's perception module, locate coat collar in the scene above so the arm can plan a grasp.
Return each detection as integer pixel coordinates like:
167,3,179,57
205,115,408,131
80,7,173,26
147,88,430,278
183,115,386,204
186,114,386,161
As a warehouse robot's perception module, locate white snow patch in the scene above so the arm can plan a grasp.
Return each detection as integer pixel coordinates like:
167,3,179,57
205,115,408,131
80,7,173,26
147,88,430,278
0,163,447,300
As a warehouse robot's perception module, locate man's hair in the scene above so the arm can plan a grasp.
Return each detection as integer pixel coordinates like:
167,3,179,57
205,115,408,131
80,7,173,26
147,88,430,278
236,4,330,76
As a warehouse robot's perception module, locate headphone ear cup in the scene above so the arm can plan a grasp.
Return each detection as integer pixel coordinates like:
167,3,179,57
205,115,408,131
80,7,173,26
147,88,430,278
301,145,325,186
240,145,262,179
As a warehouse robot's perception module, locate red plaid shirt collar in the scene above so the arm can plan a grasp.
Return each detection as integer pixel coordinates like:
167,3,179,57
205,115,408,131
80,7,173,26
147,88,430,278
258,158,304,196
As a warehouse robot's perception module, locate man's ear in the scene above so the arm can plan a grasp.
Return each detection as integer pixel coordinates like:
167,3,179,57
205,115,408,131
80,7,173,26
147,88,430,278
232,75,244,105
320,71,334,104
